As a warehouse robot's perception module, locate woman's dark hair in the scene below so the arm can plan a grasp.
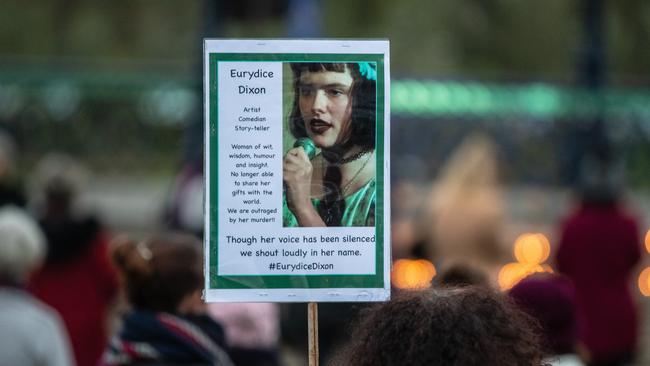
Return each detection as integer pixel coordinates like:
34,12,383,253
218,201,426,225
334,287,546,366
288,62,376,226
288,62,376,151
111,233,203,313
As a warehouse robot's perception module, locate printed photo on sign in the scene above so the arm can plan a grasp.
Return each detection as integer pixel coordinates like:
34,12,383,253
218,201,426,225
282,62,377,228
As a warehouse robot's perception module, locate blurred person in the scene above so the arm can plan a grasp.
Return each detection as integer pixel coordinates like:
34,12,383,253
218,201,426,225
433,262,490,288
556,152,640,366
424,133,506,284
208,302,281,366
391,179,427,259
101,233,233,366
510,274,585,366
0,129,26,207
332,286,545,366
283,62,377,227
0,206,75,366
164,159,204,237
27,153,119,366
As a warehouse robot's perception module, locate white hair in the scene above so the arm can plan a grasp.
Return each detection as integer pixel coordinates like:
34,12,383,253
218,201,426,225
0,206,46,283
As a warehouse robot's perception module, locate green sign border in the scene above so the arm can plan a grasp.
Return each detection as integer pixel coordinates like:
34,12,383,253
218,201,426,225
208,52,386,289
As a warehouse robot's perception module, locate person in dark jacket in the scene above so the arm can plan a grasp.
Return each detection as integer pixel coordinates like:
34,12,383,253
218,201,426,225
101,233,233,366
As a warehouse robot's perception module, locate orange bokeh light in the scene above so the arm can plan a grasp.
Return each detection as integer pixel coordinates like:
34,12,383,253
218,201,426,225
498,262,550,291
391,259,436,290
514,233,551,265
500,232,554,291
645,229,650,254
639,267,650,297
498,263,526,290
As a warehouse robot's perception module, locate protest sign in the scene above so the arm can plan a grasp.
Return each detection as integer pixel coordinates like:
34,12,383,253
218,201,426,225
204,39,390,302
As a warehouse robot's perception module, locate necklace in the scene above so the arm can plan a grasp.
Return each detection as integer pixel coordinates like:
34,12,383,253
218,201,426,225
324,147,373,165
340,152,372,196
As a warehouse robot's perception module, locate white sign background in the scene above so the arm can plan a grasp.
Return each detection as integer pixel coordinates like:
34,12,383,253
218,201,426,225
204,39,391,302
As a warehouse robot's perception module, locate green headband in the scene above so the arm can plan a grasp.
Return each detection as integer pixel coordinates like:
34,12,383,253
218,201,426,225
358,62,377,81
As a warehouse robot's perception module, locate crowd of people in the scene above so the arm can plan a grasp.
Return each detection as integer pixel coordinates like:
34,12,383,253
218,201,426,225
0,103,645,366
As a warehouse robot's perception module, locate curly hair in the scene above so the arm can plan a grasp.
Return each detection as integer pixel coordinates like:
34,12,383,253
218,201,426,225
333,287,546,366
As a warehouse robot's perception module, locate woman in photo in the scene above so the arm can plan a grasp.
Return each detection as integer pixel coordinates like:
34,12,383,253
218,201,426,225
283,62,377,227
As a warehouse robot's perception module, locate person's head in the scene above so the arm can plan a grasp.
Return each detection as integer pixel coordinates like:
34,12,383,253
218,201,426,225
434,262,489,288
577,147,623,207
335,287,544,366
288,62,376,154
509,274,579,356
0,207,46,284
32,153,88,215
111,233,203,313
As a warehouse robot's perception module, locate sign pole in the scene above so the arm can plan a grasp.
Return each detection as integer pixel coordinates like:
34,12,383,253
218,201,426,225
308,302,319,366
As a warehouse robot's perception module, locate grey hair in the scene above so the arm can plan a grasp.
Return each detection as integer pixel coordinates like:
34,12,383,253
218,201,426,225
0,206,46,283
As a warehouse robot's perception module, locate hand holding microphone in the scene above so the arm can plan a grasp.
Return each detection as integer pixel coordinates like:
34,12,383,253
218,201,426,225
283,138,317,214
293,137,317,160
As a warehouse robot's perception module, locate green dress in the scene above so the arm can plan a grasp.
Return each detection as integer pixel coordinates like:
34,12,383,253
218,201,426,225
283,179,376,227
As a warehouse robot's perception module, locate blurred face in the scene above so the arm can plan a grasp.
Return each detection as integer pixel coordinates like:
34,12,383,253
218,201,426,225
298,68,354,149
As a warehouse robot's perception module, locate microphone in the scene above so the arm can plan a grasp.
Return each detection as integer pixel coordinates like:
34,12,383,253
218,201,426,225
293,137,317,160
